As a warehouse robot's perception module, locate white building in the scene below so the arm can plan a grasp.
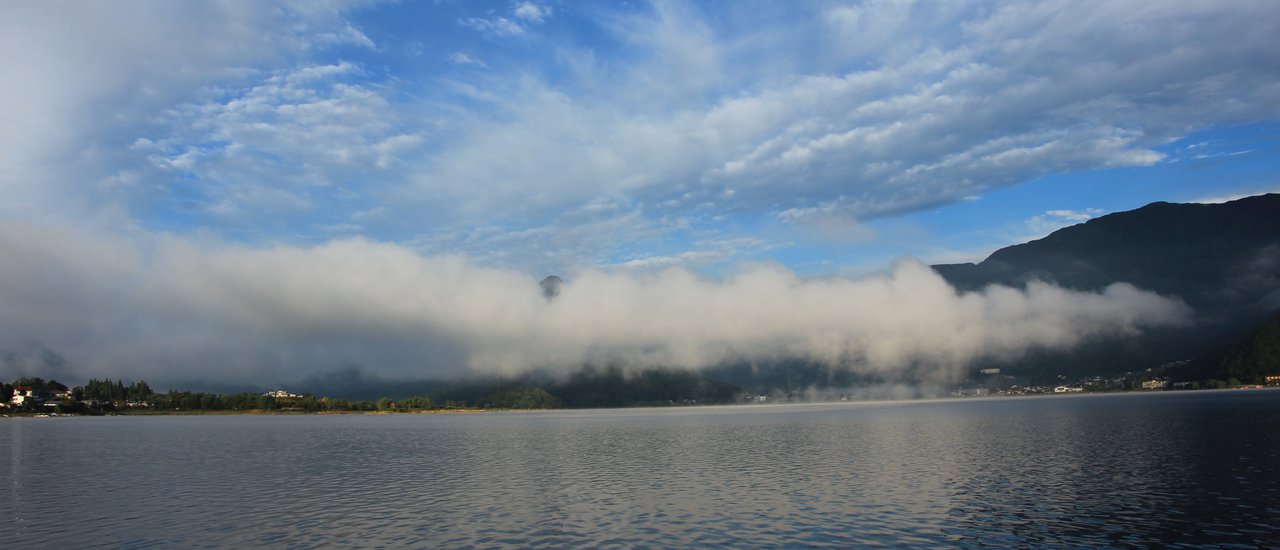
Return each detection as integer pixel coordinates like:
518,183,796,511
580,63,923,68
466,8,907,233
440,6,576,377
10,387,38,406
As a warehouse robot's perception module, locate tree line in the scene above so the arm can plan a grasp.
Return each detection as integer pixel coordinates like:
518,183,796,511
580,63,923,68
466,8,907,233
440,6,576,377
4,366,747,414
2,377,570,413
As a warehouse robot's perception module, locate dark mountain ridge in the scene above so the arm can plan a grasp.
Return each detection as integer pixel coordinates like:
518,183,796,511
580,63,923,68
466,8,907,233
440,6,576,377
932,193,1280,378
934,195,1280,308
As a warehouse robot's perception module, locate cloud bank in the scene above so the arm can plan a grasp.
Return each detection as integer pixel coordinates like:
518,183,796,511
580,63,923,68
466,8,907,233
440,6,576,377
0,226,1190,386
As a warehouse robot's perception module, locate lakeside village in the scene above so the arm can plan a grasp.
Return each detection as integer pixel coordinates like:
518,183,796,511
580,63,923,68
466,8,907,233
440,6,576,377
5,368,1280,416
944,364,1280,399
0,378,528,416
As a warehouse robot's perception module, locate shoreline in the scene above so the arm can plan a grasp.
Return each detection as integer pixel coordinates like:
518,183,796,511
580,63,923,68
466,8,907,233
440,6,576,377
5,386,1276,418
1,408,500,418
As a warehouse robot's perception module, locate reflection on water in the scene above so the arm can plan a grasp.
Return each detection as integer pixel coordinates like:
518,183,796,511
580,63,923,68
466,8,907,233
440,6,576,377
3,390,1279,547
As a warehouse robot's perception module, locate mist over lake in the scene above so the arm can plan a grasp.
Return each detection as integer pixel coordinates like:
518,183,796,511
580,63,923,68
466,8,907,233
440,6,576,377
4,390,1278,547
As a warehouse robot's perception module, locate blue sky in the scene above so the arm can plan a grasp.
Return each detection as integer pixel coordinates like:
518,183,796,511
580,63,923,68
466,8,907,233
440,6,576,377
4,0,1278,277
0,0,1277,384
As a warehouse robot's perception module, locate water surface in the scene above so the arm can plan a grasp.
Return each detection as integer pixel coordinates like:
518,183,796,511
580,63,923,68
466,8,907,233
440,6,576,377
4,390,1279,547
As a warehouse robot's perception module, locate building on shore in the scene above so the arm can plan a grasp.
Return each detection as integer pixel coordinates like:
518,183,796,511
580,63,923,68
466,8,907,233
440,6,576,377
10,387,40,407
1141,379,1169,390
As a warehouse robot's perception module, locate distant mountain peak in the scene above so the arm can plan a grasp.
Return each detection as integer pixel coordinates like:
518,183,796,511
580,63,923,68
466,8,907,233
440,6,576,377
539,275,563,299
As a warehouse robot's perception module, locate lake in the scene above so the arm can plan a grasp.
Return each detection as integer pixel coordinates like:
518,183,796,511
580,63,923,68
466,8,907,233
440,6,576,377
3,390,1279,547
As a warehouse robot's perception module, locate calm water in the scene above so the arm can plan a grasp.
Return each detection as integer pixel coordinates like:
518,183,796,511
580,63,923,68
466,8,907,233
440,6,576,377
3,390,1280,548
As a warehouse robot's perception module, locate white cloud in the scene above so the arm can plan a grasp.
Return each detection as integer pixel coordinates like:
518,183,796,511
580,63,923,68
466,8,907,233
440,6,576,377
513,2,552,24
1044,209,1102,222
775,204,879,245
126,62,424,220
0,0,372,219
0,224,1192,386
396,0,1280,268
448,52,488,67
460,16,527,37
612,237,774,272
461,2,553,39
1025,208,1105,236
618,252,719,270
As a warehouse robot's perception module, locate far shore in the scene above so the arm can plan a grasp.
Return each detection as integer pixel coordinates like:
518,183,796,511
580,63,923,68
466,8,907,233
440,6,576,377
5,386,1278,419
1,407,500,417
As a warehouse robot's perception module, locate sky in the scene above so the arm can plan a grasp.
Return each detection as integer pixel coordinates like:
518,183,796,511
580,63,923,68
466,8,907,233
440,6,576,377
1,0,1278,387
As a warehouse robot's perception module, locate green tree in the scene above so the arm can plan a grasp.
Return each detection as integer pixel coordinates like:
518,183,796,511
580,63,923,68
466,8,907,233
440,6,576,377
12,377,47,392
400,396,433,410
1220,315,1280,384
480,384,563,409
127,380,154,399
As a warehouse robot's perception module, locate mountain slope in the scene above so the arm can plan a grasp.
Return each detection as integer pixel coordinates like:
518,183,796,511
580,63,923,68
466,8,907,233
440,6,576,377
1218,313,1280,383
934,194,1280,312
932,194,1280,376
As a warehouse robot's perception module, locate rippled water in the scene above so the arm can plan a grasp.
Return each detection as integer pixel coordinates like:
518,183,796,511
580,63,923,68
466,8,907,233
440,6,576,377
4,390,1280,547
